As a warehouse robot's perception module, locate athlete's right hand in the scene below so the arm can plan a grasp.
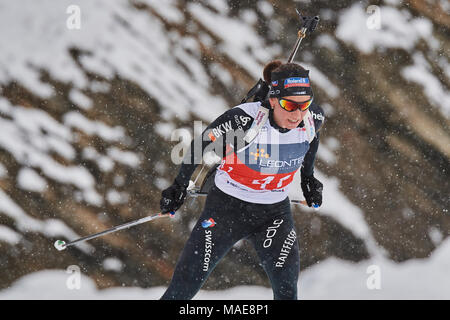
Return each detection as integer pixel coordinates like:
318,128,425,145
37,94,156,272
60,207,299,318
160,180,187,214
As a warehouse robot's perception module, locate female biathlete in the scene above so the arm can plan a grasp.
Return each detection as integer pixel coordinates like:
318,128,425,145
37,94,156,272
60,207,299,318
159,60,325,300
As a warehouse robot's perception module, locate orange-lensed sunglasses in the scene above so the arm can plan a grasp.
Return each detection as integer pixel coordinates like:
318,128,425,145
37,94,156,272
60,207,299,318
278,98,313,112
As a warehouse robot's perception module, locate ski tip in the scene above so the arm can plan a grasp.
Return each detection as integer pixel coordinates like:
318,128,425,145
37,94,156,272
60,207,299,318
54,240,67,251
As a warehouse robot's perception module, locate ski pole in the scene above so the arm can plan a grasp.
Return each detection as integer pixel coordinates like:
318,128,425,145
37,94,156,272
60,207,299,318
287,11,319,63
54,211,175,251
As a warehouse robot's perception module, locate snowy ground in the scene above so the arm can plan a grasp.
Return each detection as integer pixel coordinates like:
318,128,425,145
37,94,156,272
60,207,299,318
1,237,449,300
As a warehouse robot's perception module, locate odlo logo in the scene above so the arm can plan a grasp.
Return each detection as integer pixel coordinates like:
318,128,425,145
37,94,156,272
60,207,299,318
263,219,284,248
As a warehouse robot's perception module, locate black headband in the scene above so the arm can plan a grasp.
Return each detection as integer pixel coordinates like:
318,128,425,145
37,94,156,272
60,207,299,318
268,69,313,98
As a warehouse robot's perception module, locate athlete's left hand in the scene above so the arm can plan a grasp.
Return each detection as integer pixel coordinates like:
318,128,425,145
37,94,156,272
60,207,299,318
300,170,323,208
160,180,187,214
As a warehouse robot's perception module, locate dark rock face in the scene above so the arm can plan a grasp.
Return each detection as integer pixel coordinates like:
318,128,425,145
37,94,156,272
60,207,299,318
0,0,448,291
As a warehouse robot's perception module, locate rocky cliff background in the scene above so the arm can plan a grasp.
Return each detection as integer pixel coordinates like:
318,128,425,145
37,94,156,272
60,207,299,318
0,0,448,296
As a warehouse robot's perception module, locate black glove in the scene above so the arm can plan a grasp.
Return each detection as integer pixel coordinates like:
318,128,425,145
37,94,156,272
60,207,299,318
160,180,187,213
300,170,323,208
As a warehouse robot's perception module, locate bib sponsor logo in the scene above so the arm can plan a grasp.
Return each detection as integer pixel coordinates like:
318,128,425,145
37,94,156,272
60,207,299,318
259,156,304,168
